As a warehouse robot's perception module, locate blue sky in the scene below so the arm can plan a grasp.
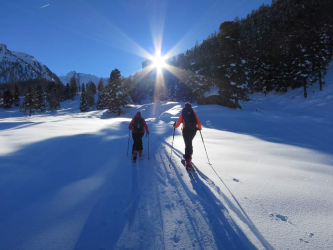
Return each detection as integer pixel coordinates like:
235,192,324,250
0,0,271,78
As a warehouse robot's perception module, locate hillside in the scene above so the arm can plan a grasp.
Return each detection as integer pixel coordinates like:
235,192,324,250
0,44,60,84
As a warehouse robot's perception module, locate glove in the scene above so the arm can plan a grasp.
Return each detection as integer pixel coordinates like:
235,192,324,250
173,122,176,128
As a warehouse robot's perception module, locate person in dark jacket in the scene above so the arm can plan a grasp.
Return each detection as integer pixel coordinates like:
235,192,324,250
129,111,149,161
174,103,202,170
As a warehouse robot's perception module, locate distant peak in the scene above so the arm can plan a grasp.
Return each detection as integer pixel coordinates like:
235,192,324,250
0,44,7,50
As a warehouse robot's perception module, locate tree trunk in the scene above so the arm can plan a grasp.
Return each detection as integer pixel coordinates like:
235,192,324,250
319,71,323,91
303,78,307,98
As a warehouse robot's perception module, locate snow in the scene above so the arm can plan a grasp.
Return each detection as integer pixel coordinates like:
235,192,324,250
0,45,57,83
204,85,219,97
1,65,333,249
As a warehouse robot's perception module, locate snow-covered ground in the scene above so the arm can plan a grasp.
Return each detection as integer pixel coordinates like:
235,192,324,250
1,65,332,249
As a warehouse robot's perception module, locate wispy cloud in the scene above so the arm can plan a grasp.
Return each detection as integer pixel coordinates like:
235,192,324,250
40,4,50,9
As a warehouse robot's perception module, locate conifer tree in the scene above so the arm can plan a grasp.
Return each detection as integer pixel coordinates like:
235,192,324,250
97,78,104,92
86,81,96,107
96,84,106,110
3,89,13,109
13,85,20,107
47,82,61,111
22,87,36,116
70,74,77,100
105,68,127,115
64,83,71,100
80,84,89,112
77,73,81,94
217,21,249,107
35,84,47,112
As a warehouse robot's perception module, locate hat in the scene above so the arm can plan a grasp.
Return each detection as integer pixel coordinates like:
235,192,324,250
136,111,141,116
184,102,191,108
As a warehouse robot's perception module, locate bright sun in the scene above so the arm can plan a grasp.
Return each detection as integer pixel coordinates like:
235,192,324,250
152,54,166,70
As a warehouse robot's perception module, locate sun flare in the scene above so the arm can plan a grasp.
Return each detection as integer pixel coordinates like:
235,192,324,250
152,53,166,70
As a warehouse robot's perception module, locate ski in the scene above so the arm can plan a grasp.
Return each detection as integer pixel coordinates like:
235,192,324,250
187,168,196,181
181,157,196,181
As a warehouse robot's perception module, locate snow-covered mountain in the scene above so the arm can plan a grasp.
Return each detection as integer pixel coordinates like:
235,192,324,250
0,44,60,84
59,71,107,85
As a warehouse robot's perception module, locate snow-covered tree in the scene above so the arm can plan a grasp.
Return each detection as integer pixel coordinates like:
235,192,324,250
105,68,127,115
80,84,89,112
96,84,106,110
217,21,249,107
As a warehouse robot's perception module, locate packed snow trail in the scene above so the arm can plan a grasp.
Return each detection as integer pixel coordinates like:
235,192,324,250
1,98,332,249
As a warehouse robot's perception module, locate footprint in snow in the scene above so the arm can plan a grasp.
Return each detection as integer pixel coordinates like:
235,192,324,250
299,232,314,244
269,213,295,225
299,238,309,243
233,178,243,184
269,213,288,222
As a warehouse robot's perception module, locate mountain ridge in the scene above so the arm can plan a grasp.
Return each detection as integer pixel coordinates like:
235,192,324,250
0,44,60,84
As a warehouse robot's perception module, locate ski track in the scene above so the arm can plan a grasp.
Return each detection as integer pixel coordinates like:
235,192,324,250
0,102,270,250
1,99,332,249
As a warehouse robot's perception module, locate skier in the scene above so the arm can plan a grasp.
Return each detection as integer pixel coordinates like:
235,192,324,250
173,102,202,170
129,111,149,161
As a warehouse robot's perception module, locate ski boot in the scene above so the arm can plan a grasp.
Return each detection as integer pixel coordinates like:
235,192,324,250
185,158,192,171
133,150,138,162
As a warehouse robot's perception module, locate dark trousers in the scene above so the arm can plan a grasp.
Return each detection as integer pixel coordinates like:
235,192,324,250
182,129,197,160
132,133,144,153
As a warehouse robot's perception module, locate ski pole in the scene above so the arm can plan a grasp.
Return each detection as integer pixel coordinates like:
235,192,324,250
199,130,211,165
169,126,176,167
127,130,130,156
148,134,150,160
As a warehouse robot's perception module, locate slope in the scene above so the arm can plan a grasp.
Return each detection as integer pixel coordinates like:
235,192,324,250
1,67,332,249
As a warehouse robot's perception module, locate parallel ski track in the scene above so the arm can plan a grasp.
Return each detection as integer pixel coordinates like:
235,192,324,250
160,143,256,250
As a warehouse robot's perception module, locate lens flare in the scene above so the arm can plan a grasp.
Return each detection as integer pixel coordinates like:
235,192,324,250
152,53,166,70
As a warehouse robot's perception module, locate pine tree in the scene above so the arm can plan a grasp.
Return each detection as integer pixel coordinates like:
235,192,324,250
3,90,13,109
217,21,249,108
13,85,20,107
96,84,106,110
70,74,77,100
22,87,36,116
80,84,89,112
97,78,104,92
77,73,81,94
35,84,47,112
64,83,71,100
86,81,96,107
105,68,127,115
47,82,61,111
